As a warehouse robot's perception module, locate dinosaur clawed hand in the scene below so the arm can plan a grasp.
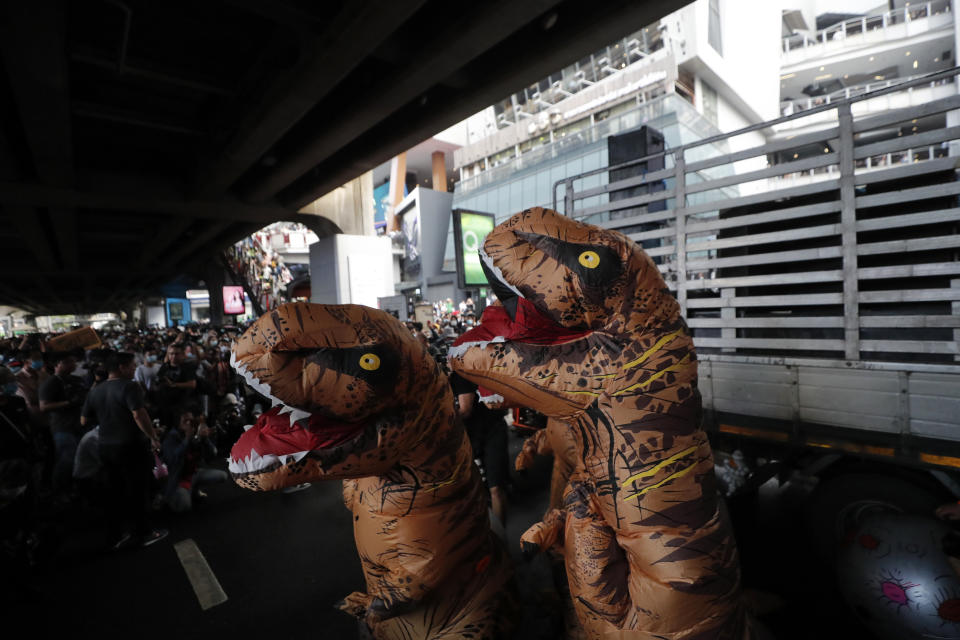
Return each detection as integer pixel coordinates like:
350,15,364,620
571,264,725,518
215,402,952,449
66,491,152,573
336,592,420,622
336,592,372,618
520,508,567,559
515,429,553,472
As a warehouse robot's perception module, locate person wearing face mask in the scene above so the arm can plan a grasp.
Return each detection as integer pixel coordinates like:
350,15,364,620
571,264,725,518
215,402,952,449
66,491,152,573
14,350,48,431
134,348,160,393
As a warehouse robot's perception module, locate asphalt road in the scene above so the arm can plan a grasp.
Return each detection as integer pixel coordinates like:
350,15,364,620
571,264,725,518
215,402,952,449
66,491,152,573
8,429,879,640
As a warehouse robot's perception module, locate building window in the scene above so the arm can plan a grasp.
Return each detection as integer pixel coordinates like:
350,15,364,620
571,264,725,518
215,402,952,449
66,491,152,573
701,81,718,126
708,0,722,56
677,69,696,105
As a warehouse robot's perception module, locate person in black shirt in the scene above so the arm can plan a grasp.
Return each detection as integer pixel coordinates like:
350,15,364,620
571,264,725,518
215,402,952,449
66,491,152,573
155,343,197,429
38,352,86,494
450,372,510,528
81,352,167,549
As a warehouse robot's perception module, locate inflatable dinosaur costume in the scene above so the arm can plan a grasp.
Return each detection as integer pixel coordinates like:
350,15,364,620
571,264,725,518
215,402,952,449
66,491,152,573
227,303,514,640
450,207,747,639
515,418,578,512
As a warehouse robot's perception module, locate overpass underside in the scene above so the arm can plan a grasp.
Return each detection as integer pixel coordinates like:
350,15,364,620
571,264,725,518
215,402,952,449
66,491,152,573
0,0,685,314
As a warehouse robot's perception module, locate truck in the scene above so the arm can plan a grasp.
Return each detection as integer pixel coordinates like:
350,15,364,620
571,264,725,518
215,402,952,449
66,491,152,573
553,69,960,578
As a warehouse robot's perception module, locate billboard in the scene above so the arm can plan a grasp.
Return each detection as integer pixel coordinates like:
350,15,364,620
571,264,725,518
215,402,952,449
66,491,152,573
452,209,496,289
223,286,245,315
399,204,421,282
165,298,191,327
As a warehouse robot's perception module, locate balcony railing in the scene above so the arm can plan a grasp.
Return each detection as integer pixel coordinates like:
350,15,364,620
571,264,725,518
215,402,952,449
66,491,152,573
782,0,951,53
780,74,955,115
775,145,950,186
457,93,721,194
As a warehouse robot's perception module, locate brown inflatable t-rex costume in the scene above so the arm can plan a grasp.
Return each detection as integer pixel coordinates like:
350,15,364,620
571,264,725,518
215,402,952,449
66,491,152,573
450,207,748,639
227,303,514,640
516,418,578,512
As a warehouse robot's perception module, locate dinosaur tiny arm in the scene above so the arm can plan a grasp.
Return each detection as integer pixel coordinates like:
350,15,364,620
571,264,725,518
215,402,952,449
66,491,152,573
522,482,632,635
515,428,553,471
342,479,359,511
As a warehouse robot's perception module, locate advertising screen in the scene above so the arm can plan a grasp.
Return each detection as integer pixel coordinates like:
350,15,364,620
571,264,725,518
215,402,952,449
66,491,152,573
399,205,421,281
165,298,191,327
452,209,496,289
223,286,245,315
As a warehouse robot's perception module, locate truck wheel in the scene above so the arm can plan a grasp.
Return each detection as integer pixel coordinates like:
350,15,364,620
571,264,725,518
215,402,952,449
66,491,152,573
804,472,946,563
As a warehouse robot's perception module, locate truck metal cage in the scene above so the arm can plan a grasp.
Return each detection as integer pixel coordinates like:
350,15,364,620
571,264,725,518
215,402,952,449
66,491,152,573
554,68,960,444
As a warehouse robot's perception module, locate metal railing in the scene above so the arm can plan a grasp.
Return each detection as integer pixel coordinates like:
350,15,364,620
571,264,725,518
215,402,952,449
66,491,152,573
458,92,720,194
555,68,960,368
780,75,955,115
782,0,951,53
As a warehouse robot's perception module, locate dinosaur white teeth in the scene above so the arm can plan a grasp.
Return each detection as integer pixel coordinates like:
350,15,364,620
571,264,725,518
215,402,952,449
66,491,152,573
480,393,505,407
228,446,310,474
479,247,525,300
447,336,506,360
284,451,309,465
287,408,311,426
243,424,254,432
229,447,274,474
227,352,310,428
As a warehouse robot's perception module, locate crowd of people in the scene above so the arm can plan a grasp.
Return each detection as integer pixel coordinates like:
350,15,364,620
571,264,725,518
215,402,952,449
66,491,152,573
405,305,511,529
226,231,294,313
0,304,515,571
0,324,254,561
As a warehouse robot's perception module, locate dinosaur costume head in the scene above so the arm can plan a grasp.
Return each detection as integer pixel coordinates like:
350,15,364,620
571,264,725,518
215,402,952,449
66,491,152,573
479,206,637,329
451,206,688,421
228,303,450,489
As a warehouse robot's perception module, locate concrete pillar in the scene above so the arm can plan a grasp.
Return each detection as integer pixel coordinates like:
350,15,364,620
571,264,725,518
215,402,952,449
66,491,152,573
203,263,227,326
432,151,447,192
388,153,407,231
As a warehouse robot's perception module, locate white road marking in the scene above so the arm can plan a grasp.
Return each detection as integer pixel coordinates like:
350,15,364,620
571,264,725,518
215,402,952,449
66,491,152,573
174,538,228,611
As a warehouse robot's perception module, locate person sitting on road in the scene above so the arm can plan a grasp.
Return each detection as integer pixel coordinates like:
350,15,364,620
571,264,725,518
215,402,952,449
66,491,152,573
73,425,105,507
161,407,226,513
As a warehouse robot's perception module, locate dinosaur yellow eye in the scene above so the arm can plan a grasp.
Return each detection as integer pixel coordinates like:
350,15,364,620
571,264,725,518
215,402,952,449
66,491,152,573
578,250,600,269
359,353,381,371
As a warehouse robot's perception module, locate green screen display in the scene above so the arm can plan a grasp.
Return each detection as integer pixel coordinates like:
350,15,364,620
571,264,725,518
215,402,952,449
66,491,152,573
457,211,496,287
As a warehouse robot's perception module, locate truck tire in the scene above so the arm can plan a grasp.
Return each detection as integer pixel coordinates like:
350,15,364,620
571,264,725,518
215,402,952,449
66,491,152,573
804,472,946,563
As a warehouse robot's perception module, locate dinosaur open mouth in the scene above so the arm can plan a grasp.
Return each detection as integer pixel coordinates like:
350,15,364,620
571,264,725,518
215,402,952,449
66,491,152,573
450,249,592,358
228,406,367,475
228,350,368,476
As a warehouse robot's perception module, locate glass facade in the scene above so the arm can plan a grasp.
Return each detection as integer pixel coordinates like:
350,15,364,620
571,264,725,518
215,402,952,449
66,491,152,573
443,94,732,272
491,26,668,130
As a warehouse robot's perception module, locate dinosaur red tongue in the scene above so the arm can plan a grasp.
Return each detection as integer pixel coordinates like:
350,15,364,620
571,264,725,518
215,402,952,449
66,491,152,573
453,298,591,401
456,297,591,347
230,406,364,463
